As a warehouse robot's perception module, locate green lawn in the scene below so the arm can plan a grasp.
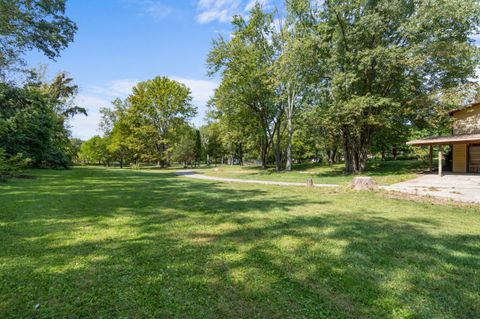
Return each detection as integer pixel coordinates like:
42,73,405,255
196,160,429,185
1,167,479,318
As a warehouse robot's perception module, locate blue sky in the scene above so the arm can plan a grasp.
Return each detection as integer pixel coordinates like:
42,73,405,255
26,0,273,139
25,0,479,140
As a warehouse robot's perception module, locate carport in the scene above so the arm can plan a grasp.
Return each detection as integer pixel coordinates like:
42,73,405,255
407,134,480,176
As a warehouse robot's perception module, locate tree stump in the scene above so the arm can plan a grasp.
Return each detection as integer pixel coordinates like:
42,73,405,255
306,178,314,187
351,177,376,190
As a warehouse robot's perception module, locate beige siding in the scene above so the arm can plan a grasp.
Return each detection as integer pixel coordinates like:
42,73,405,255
452,144,467,173
453,105,480,135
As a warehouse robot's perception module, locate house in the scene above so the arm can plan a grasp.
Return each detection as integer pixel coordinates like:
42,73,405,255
407,102,480,175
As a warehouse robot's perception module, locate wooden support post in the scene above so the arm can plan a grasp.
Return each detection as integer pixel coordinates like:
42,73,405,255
438,146,443,177
429,145,433,172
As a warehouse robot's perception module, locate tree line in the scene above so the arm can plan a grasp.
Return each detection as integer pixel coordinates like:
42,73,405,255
1,0,479,177
80,0,480,172
79,76,201,168
0,0,81,179
205,0,480,173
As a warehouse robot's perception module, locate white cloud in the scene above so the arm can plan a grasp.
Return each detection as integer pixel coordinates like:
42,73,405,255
172,76,219,127
69,80,138,140
195,0,271,24
90,79,138,99
141,1,173,21
171,77,218,106
196,0,241,23
122,0,173,21
68,95,111,140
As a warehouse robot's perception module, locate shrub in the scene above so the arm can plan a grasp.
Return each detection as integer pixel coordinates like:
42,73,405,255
0,148,32,181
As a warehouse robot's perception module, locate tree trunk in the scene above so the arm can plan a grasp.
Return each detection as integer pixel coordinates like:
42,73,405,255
328,148,337,165
343,125,372,173
275,121,282,171
239,143,244,166
285,89,295,171
343,128,356,173
260,137,268,169
332,147,337,163
286,118,293,171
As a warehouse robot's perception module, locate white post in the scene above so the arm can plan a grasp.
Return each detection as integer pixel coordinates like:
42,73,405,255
438,147,443,177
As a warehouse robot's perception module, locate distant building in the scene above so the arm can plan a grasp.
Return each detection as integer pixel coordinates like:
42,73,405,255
407,102,480,174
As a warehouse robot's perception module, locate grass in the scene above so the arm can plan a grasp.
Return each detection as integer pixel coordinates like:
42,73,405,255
1,166,479,318
196,159,429,185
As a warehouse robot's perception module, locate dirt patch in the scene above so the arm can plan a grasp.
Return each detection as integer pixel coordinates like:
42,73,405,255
189,231,217,243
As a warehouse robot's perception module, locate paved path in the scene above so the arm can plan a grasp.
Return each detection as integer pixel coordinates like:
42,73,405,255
175,170,339,188
381,174,480,204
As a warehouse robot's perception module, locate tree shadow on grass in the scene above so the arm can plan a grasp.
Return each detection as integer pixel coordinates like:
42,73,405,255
184,214,480,318
0,167,479,318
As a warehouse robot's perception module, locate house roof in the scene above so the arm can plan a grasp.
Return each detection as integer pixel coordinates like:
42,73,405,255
448,102,480,116
407,133,480,146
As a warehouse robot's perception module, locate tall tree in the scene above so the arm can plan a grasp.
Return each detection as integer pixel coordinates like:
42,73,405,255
127,76,196,167
0,74,83,168
79,136,109,165
304,0,480,172
200,121,225,165
207,4,281,169
194,129,202,167
275,0,320,171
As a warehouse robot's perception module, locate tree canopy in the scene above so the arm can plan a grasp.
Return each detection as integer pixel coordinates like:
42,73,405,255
0,0,77,77
205,0,480,172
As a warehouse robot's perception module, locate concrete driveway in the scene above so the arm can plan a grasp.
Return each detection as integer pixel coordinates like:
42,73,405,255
382,173,480,204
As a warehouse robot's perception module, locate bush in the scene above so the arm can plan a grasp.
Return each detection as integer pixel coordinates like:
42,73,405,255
0,148,32,181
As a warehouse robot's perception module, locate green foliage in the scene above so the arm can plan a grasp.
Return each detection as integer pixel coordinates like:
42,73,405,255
206,0,480,173
200,122,226,164
0,0,77,76
0,148,31,180
0,79,79,169
308,0,479,172
207,4,280,168
194,129,202,165
68,138,83,163
127,76,196,167
0,0,78,173
79,136,109,165
88,77,199,168
172,126,196,167
101,99,133,168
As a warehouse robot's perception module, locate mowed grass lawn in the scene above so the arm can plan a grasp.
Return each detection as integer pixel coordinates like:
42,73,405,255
1,167,479,318
196,160,430,185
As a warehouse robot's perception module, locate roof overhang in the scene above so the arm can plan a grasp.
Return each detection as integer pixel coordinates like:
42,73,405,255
407,134,480,146
448,102,480,116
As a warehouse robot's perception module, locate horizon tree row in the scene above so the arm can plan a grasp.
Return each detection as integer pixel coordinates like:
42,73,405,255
79,76,202,168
